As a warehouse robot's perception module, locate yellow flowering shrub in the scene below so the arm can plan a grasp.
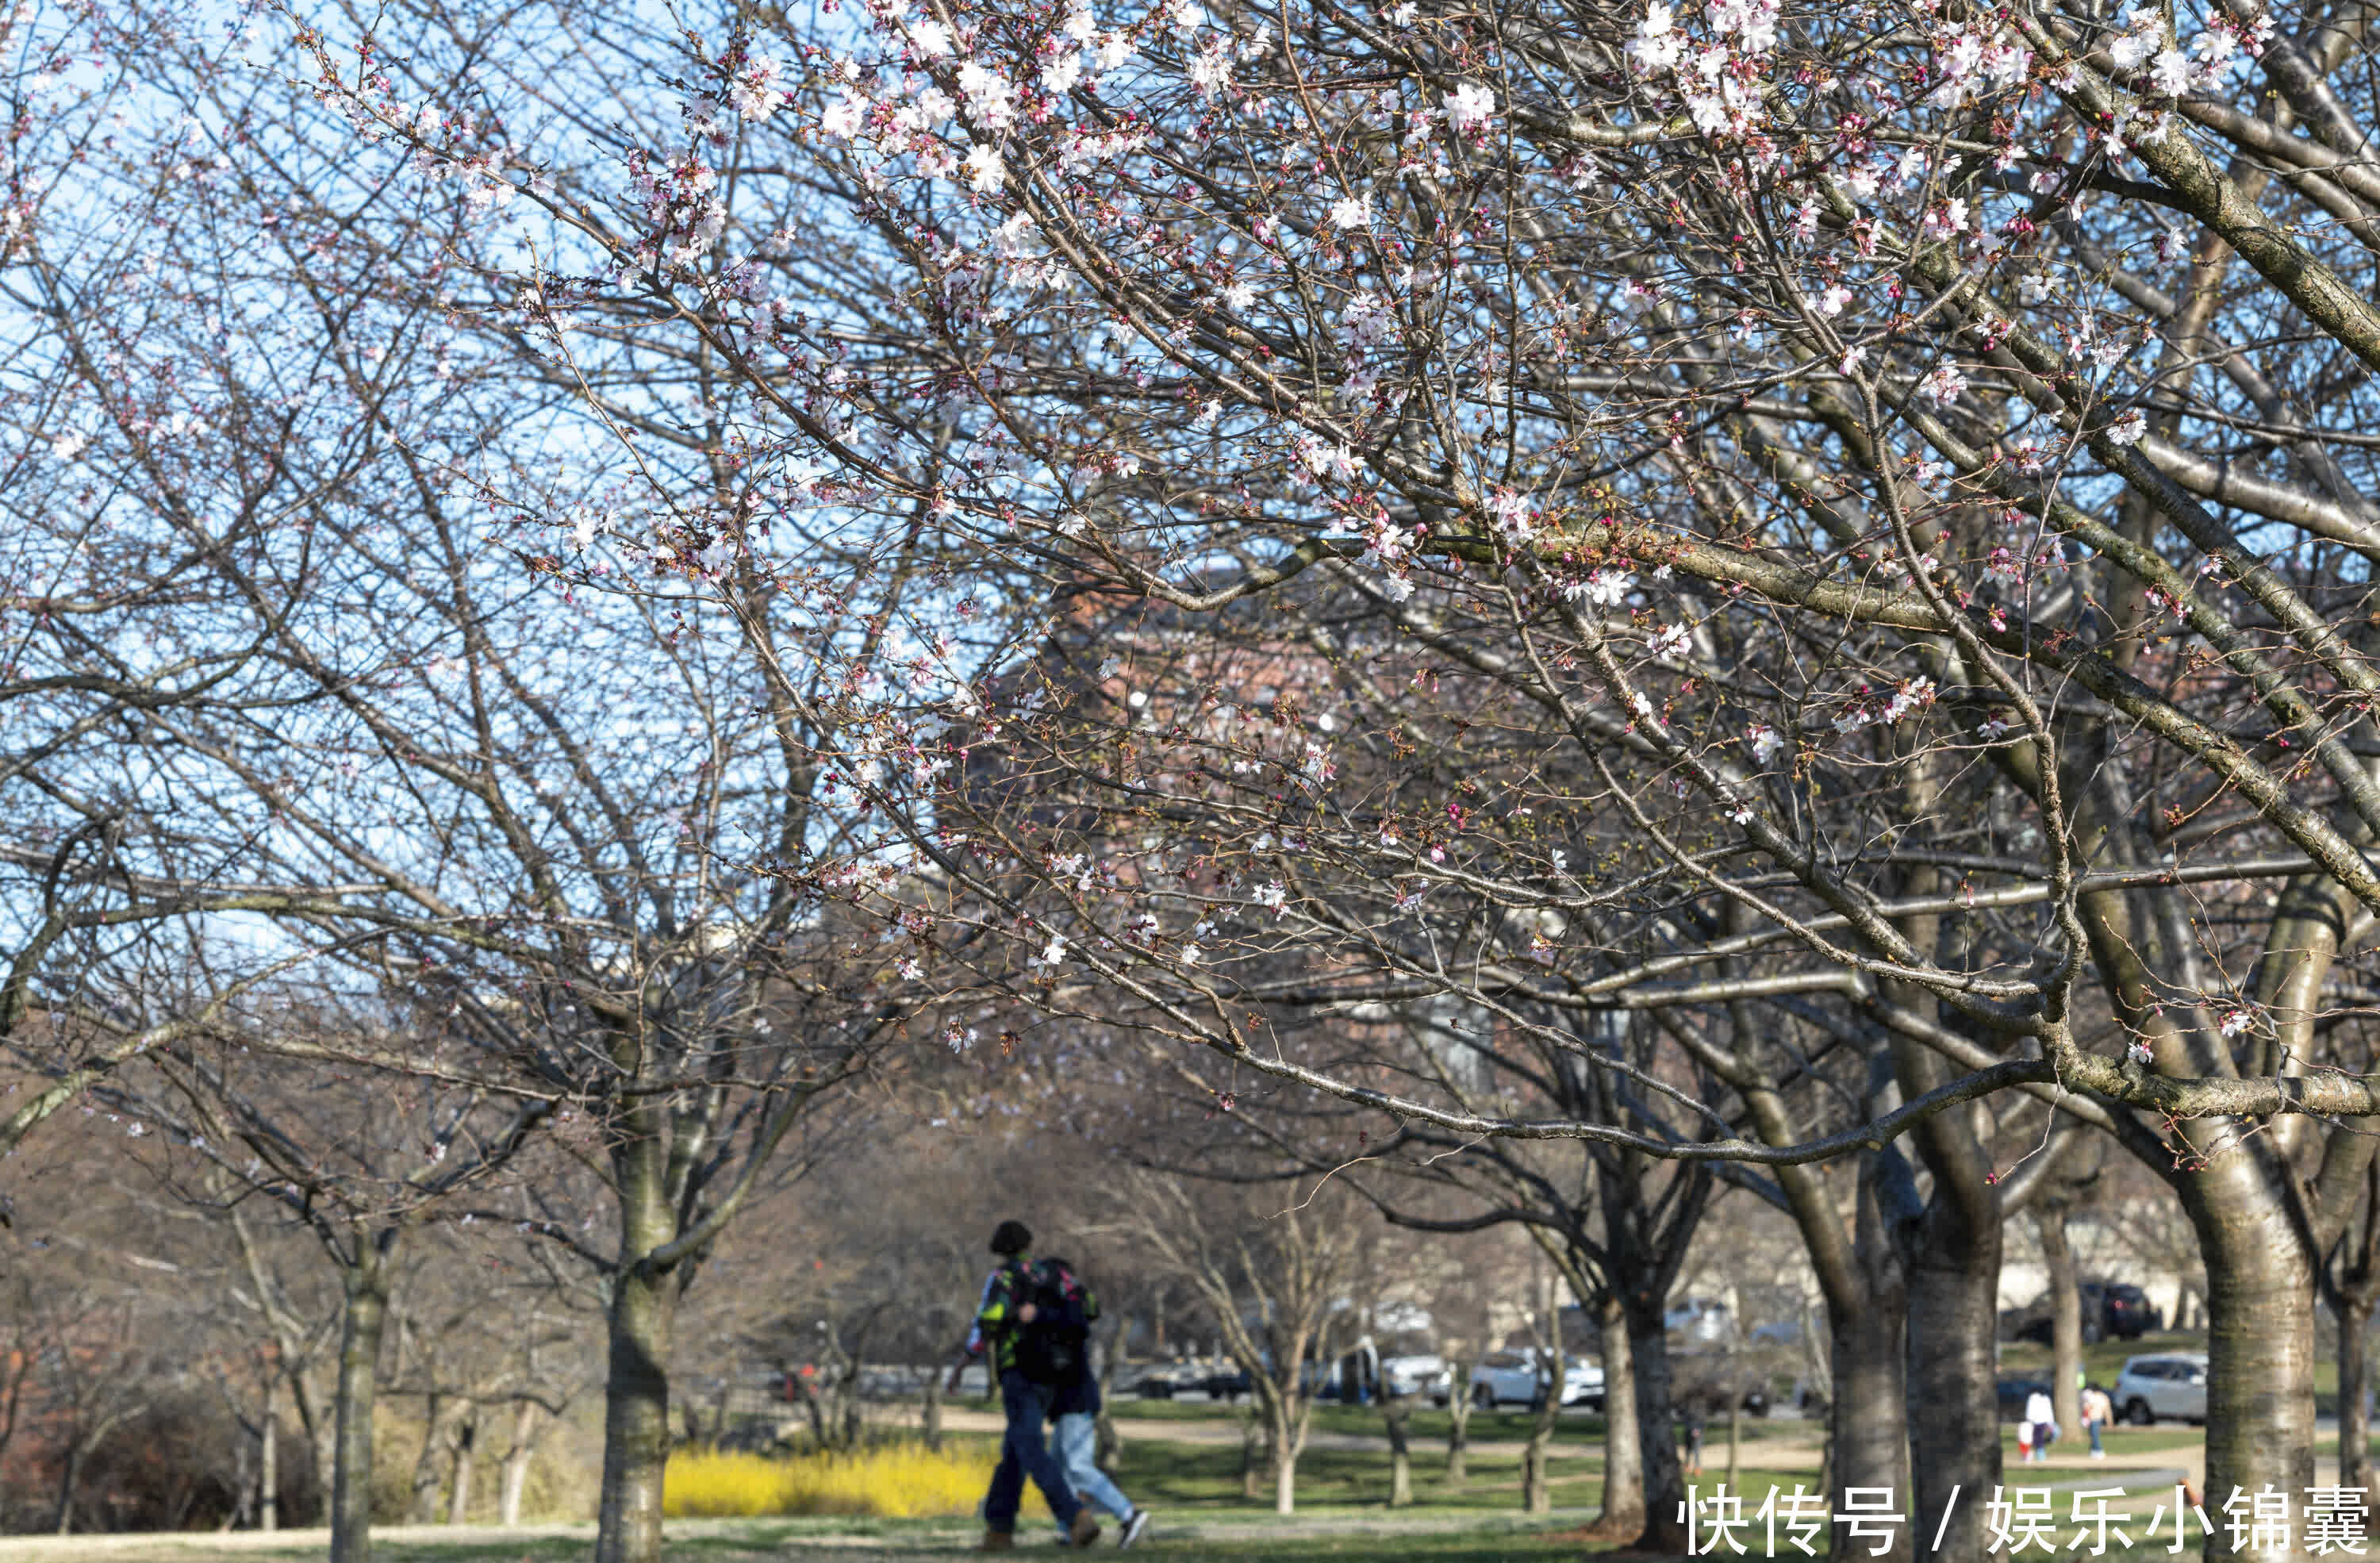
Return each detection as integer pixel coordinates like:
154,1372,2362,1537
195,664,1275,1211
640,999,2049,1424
663,1442,1050,1520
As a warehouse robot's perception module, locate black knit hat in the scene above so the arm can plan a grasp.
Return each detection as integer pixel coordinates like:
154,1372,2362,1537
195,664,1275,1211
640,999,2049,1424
990,1219,1033,1255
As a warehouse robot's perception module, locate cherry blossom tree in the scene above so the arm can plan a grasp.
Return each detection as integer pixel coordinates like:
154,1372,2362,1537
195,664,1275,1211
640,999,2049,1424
262,0,2380,1553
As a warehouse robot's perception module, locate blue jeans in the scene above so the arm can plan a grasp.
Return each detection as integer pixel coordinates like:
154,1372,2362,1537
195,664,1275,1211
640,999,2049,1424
1054,1411,1134,1519
2088,1418,2103,1454
984,1372,1081,1530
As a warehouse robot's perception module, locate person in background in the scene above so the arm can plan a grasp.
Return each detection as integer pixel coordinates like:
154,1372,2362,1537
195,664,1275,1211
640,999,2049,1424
2079,1381,2113,1458
1682,1401,1706,1477
950,1220,1100,1552
2022,1386,2059,1463
1038,1256,1150,1548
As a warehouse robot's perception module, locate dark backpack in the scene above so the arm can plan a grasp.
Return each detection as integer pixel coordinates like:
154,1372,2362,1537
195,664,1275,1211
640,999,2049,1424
1012,1259,1089,1385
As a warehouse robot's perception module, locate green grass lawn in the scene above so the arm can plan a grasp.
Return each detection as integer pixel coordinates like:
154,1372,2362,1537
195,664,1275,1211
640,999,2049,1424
1109,1397,1606,1442
1107,1437,1606,1512
1075,1393,1814,1446
152,1505,2220,1563
0,1423,2225,1563
191,1521,1602,1563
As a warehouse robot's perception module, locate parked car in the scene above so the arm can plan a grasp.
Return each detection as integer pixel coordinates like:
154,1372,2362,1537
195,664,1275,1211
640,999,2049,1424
1666,1296,1734,1347
1562,1361,1606,1411
2114,1353,2208,1426
2006,1281,2163,1344
1380,1354,1446,1399
1434,1350,1603,1410
1131,1362,1203,1398
1994,1376,2050,1423
1201,1368,1253,1401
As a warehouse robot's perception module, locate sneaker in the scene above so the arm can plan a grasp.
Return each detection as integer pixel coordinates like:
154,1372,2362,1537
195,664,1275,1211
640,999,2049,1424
1069,1511,1103,1549
2090,1450,2106,1460
1119,1511,1152,1549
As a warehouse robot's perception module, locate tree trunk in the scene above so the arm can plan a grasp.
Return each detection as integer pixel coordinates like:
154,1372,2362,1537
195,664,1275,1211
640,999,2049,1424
1622,1289,1689,1553
227,1426,251,1531
1442,1355,1472,1484
1829,1299,1911,1563
2171,1140,2318,1563
595,1121,681,1563
1523,1312,1561,1515
1596,1298,1644,1537
1094,1340,1122,1470
310,1387,339,1538
1272,1407,1297,1515
1384,1399,1412,1508
1521,1408,1555,1514
408,1395,450,1525
919,1363,944,1452
1905,1196,2003,1563
2039,1206,2084,1438
53,1443,81,1534
332,1239,395,1563
447,1410,477,1524
500,1401,542,1527
595,1267,678,1562
261,1406,278,1533
2343,1298,2373,1498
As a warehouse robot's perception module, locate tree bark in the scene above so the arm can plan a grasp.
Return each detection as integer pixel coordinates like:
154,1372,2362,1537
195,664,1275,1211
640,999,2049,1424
595,1116,681,1563
1443,1354,1472,1484
447,1410,477,1524
1525,1288,1563,1515
1521,1411,1555,1514
1094,1338,1122,1470
2342,1296,2372,1498
332,1237,395,1563
2039,1206,2085,1438
595,1266,677,1562
2182,1154,2319,1563
919,1362,944,1451
53,1444,81,1535
1829,1297,1910,1557
1272,1405,1297,1515
1384,1398,1412,1508
1880,845,2009,1563
261,1406,278,1533
1825,1152,1912,1563
1595,1297,1644,1537
408,1393,450,1525
227,1426,252,1532
1904,1202,2002,1563
1622,1288,1689,1553
500,1401,542,1527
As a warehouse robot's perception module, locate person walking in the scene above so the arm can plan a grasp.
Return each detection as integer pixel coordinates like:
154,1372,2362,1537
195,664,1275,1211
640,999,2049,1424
2079,1381,2113,1458
950,1220,1102,1552
1682,1402,1705,1478
2022,1387,2058,1463
1039,1256,1151,1548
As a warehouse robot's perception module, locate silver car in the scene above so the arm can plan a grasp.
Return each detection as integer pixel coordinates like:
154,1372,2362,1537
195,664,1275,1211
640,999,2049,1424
1380,1354,1445,1398
2113,1352,2208,1426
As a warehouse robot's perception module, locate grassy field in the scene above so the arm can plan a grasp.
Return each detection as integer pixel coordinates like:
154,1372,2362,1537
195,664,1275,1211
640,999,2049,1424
0,1411,2221,1563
